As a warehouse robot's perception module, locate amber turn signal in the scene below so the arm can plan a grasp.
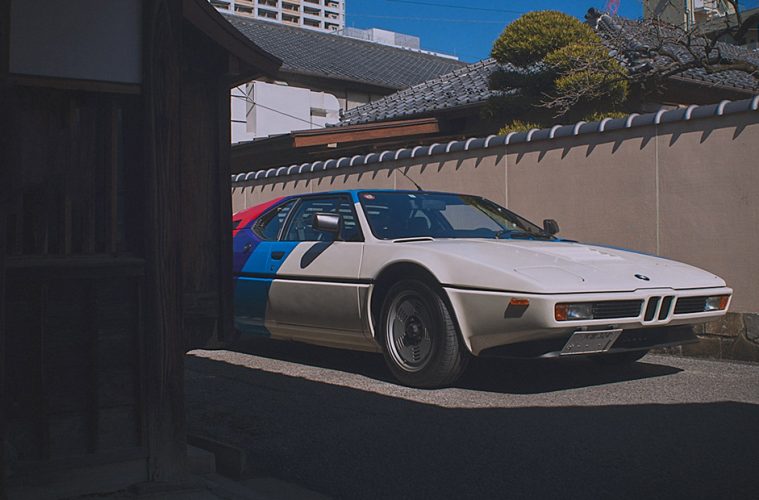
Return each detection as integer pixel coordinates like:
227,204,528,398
705,295,730,311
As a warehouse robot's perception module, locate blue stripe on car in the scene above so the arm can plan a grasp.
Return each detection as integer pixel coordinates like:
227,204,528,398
234,242,299,336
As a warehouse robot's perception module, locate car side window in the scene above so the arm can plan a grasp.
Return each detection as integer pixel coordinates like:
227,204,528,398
252,200,297,240
283,197,363,242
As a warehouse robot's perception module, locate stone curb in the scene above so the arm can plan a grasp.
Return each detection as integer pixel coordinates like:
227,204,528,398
654,313,759,363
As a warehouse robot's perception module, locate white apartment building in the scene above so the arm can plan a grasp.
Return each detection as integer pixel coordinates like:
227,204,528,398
643,1,758,48
644,0,734,29
211,0,344,32
231,81,341,143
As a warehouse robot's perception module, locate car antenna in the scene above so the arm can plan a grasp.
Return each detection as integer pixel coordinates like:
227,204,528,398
397,169,424,191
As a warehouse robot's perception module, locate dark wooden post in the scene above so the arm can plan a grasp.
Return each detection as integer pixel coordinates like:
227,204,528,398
216,70,234,343
1,2,10,494
142,0,188,483
0,184,7,500
1,105,7,500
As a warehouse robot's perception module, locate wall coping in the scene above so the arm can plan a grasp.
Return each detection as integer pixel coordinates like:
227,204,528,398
231,95,759,185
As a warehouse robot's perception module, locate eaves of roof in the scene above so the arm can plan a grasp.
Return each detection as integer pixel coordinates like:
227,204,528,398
184,0,281,79
224,14,465,91
232,96,759,184
230,118,441,173
338,59,504,126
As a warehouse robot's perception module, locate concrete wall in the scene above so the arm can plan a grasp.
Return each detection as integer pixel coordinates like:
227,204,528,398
232,110,759,317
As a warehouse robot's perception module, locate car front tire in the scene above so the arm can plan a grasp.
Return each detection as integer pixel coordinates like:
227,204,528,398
379,279,469,388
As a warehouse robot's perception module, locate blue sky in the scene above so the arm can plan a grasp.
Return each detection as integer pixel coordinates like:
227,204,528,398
346,0,757,62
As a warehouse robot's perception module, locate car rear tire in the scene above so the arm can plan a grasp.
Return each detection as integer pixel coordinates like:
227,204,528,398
590,349,649,366
380,279,469,388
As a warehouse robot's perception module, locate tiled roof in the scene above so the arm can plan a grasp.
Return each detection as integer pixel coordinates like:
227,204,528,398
224,15,465,90
339,59,506,126
592,13,759,93
233,96,759,184
340,14,759,126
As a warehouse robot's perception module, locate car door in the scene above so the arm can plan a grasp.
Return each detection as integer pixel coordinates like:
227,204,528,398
265,195,369,346
234,199,297,336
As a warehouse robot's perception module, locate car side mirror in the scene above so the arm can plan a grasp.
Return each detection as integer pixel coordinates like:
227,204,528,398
313,213,342,238
543,219,559,236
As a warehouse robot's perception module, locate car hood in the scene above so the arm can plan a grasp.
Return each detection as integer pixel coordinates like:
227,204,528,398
398,239,726,294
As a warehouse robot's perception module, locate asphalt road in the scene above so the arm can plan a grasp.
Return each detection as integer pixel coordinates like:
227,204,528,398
186,338,759,500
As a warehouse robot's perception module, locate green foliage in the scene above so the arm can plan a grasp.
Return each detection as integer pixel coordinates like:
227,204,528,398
488,10,631,130
491,11,597,66
488,66,555,93
546,43,629,113
497,120,543,136
581,111,630,122
543,42,612,72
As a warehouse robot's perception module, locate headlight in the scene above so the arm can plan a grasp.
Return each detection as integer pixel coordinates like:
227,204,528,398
704,295,730,311
555,303,594,321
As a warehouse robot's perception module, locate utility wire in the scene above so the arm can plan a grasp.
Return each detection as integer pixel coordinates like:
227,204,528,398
386,0,525,15
231,92,318,127
349,13,506,24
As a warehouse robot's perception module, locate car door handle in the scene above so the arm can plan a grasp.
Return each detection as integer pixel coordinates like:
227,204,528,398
271,251,285,260
243,243,253,253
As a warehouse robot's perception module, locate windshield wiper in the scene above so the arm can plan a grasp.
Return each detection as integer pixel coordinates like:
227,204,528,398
496,229,553,240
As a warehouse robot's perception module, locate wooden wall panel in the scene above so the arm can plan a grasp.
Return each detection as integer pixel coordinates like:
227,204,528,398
3,271,144,465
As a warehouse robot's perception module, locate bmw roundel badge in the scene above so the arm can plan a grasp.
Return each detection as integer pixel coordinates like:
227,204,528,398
635,274,651,281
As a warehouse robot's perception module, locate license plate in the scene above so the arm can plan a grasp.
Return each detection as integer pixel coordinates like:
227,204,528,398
560,329,623,355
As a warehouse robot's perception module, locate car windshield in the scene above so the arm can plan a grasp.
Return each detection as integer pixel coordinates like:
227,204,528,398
359,191,552,240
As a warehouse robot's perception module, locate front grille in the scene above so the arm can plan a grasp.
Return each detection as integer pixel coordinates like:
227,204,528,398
644,297,661,321
658,296,674,320
674,296,708,314
591,300,643,319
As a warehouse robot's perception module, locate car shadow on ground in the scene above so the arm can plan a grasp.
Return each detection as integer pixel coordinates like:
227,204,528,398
227,336,682,395
185,354,758,500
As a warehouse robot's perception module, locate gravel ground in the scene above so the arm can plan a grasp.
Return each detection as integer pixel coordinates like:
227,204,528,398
186,338,759,500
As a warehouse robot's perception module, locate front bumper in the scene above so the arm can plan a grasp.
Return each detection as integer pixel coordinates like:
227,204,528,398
444,286,732,356
478,325,697,358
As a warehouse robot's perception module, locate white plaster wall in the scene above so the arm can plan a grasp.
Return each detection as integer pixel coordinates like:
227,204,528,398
230,81,340,143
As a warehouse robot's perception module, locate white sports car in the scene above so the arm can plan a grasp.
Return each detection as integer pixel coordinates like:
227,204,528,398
232,190,731,388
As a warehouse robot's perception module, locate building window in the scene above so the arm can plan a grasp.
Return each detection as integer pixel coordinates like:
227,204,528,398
258,8,277,19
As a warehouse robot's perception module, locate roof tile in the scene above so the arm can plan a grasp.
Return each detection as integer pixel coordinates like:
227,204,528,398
225,14,465,90
340,16,758,126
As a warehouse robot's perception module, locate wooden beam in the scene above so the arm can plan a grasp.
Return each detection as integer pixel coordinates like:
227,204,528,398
216,73,234,343
142,0,188,483
182,0,280,77
275,70,399,98
0,226,5,500
0,73,7,500
0,7,8,484
7,74,141,95
109,104,119,254
292,118,440,148
0,0,9,78
229,118,444,173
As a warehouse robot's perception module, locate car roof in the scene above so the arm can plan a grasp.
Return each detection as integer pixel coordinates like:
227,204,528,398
301,189,472,198
233,190,477,220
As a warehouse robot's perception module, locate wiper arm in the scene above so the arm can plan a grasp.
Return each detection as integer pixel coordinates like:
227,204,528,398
496,229,553,240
